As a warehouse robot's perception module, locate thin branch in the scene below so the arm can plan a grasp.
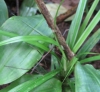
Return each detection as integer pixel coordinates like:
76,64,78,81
35,0,74,60
30,47,54,74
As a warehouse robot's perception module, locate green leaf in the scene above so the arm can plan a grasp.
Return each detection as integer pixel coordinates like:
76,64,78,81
51,54,60,71
73,11,100,53
20,0,38,16
0,15,53,84
0,74,42,92
0,0,8,26
77,29,100,59
66,0,87,49
80,55,100,63
0,35,58,46
31,78,62,92
8,69,60,92
78,0,99,38
0,74,61,92
75,62,100,92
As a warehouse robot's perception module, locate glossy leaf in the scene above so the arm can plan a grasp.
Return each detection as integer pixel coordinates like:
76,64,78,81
75,62,100,92
0,15,53,84
0,0,8,26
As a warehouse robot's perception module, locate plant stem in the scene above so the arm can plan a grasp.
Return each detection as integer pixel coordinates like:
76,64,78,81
35,0,74,60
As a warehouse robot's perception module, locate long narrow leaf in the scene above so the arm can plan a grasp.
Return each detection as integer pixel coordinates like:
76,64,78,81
73,11,100,53
66,0,87,49
77,29,100,59
80,55,100,63
0,36,58,46
9,69,60,92
77,0,99,38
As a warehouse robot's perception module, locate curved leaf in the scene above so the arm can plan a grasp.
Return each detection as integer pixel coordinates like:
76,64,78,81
75,62,100,92
0,35,58,46
0,15,53,84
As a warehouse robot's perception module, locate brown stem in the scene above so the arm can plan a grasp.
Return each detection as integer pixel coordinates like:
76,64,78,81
35,0,74,60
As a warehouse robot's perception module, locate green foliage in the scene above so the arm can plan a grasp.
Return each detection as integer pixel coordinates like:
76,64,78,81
67,0,87,49
0,0,100,92
8,69,61,92
0,15,53,84
75,62,100,92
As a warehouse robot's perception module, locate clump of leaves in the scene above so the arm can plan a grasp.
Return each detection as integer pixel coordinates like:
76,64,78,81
0,0,100,92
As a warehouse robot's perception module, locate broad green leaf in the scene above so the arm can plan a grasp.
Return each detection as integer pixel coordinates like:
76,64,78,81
66,0,87,49
0,15,53,84
73,11,100,53
78,0,99,38
75,62,100,92
8,69,60,92
0,0,8,26
20,0,38,16
77,29,100,59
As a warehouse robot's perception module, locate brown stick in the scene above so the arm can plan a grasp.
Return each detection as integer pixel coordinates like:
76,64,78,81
35,0,74,60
